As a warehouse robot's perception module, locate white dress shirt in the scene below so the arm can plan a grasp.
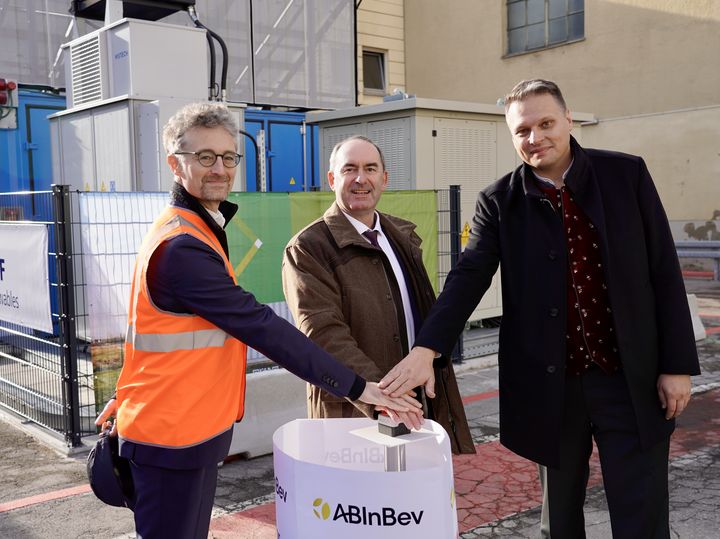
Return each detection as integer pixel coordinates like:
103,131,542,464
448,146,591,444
342,211,416,351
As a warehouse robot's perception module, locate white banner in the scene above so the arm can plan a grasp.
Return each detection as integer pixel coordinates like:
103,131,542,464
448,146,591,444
0,223,52,333
78,192,167,341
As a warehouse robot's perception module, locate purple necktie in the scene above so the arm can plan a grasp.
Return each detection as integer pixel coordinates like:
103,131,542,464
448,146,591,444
363,229,380,247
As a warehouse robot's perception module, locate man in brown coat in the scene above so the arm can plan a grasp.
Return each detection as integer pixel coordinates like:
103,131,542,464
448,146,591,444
281,135,474,454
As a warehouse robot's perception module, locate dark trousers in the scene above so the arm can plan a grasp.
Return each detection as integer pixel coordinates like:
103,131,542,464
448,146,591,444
130,459,219,539
539,367,670,539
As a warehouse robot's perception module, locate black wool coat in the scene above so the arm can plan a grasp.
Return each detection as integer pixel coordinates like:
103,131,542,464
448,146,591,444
415,137,701,468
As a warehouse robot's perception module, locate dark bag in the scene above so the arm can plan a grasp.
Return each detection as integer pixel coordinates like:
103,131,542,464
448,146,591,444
87,431,135,510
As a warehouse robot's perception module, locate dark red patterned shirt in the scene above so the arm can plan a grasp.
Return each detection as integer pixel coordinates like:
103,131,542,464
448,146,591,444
538,182,621,376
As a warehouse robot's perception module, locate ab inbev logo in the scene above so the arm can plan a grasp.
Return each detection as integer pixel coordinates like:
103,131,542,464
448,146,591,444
312,497,424,527
312,498,331,520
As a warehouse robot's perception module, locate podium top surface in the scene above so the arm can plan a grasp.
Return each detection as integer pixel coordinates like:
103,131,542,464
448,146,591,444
273,418,451,472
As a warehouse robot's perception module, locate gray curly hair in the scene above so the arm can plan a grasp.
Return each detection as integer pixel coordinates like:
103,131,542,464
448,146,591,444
162,102,238,154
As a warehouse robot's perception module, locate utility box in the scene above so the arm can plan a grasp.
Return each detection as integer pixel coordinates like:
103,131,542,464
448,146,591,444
49,98,246,192
307,97,595,321
62,18,207,109
49,16,246,193
0,88,65,195
244,109,320,192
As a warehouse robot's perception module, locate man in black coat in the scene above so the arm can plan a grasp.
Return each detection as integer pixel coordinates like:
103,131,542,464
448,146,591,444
380,79,701,538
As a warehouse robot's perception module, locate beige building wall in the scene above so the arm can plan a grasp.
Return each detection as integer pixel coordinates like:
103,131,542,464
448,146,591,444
580,106,720,221
357,0,406,105
403,0,720,220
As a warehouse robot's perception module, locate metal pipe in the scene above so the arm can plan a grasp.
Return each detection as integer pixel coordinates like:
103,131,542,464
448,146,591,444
449,185,464,364
353,0,362,106
384,445,406,472
238,129,261,192
188,6,228,101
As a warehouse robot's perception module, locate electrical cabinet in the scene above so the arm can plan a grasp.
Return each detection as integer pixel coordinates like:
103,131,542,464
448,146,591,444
62,18,207,109
307,98,511,320
308,97,594,321
49,98,245,192
0,89,65,195
243,109,320,192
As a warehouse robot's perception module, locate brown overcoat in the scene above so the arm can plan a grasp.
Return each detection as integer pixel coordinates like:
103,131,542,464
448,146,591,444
282,202,475,454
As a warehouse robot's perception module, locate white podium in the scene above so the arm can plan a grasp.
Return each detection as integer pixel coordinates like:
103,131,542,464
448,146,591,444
273,418,457,539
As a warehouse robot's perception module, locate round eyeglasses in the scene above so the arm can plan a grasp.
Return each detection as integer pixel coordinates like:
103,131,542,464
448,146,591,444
174,150,242,168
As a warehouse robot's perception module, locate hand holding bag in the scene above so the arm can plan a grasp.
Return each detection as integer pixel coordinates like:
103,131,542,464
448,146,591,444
86,428,135,510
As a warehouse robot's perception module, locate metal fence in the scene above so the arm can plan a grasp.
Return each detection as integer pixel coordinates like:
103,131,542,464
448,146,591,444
0,186,462,447
0,186,92,447
436,185,465,362
675,240,720,281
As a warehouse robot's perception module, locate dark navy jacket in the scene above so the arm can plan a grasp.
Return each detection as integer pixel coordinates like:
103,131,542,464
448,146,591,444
120,183,365,468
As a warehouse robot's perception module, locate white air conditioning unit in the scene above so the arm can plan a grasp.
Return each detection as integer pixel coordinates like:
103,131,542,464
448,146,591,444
62,18,207,110
67,33,107,106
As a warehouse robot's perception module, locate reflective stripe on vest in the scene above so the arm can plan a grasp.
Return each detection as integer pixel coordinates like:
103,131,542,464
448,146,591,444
126,324,229,352
116,206,247,449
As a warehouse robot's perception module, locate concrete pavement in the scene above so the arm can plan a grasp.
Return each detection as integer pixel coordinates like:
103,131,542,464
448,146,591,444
0,278,718,538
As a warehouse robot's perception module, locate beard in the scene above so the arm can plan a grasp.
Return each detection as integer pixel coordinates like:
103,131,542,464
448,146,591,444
201,175,231,201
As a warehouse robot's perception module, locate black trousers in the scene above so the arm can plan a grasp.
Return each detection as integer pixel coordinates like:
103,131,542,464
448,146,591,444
539,367,670,539
130,459,219,539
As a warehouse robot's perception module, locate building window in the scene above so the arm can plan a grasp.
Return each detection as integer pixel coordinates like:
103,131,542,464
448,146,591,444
507,0,584,55
362,50,386,94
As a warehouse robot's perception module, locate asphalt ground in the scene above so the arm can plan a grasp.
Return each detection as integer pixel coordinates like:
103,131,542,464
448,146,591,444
0,278,718,538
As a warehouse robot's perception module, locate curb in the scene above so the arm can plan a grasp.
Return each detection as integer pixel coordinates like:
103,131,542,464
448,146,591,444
0,406,94,458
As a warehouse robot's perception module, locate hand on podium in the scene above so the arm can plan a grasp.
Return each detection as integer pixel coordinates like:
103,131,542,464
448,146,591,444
378,346,436,398
376,407,423,431
359,383,424,430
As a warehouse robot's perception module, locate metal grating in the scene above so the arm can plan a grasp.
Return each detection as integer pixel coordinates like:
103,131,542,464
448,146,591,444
70,35,104,107
368,118,412,190
320,124,363,188
434,118,502,323
434,118,497,228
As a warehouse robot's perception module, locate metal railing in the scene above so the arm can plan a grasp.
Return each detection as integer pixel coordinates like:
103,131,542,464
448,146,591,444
0,186,94,447
676,240,720,280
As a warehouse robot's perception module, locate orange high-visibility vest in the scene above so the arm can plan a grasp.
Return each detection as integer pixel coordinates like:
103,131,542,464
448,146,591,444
116,206,247,448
